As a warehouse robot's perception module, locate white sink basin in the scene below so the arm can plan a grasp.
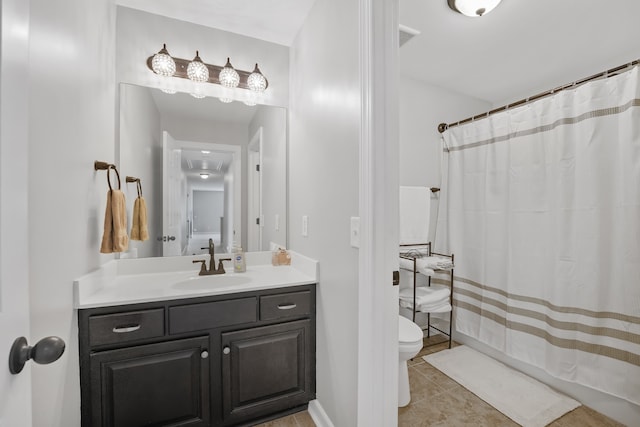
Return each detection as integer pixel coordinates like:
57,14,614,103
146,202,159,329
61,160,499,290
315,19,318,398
172,274,252,290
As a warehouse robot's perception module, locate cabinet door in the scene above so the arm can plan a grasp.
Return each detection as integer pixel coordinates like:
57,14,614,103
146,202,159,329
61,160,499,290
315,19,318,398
221,319,313,425
90,336,210,427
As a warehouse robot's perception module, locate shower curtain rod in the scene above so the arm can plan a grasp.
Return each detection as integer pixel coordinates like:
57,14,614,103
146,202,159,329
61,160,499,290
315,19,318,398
437,58,640,133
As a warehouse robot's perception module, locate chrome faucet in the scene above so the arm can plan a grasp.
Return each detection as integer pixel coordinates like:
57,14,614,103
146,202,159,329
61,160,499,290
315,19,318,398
192,238,230,275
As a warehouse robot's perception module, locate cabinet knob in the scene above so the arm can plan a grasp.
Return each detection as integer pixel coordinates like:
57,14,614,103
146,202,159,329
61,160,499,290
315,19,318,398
201,350,209,359
222,346,230,355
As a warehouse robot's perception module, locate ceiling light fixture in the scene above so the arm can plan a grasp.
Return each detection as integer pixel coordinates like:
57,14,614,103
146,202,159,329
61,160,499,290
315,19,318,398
200,173,210,179
447,0,502,17
219,58,240,88
187,51,209,83
147,45,269,92
151,44,176,76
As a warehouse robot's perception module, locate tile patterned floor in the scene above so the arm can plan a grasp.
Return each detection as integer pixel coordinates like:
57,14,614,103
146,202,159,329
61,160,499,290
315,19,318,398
259,337,624,427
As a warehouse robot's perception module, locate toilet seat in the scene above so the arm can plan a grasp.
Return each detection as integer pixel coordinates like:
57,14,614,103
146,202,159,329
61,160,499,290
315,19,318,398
399,315,423,343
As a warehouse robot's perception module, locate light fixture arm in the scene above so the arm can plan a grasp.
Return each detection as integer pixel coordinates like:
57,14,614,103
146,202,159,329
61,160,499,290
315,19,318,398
146,56,268,91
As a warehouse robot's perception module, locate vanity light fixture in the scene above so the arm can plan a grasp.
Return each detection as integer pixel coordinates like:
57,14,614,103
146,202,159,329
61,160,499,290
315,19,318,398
147,45,269,93
218,58,240,88
151,44,176,76
187,51,209,83
447,0,502,17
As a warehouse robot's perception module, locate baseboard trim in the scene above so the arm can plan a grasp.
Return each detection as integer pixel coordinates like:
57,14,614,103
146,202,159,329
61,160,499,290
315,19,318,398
308,399,334,427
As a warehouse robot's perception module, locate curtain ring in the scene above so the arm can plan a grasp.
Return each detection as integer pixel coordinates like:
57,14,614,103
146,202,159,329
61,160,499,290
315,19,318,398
106,165,121,191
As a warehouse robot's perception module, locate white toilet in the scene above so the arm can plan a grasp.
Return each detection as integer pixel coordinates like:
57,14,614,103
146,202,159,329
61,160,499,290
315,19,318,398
398,314,424,407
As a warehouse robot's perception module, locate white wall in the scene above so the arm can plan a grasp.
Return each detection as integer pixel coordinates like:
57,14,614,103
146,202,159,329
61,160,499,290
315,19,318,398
119,83,163,257
399,75,491,188
249,106,288,249
27,0,116,425
0,0,32,425
289,0,361,425
116,6,290,107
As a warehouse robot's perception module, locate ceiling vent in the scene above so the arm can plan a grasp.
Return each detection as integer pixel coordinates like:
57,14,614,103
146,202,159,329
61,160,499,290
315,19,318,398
399,24,420,47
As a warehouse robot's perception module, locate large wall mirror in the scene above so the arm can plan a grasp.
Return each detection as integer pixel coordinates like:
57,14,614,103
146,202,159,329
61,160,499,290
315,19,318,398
118,83,288,258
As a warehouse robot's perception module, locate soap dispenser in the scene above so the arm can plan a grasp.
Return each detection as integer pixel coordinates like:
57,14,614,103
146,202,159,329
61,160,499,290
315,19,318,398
232,243,246,273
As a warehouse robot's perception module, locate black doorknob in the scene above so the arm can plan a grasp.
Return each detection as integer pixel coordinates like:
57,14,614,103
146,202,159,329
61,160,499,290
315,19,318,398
9,336,66,374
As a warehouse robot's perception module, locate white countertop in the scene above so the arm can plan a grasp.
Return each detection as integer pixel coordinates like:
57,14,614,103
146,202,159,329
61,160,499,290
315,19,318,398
74,251,318,309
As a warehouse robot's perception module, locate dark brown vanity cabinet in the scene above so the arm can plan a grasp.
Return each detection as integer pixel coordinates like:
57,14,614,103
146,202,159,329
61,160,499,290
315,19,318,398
78,285,316,427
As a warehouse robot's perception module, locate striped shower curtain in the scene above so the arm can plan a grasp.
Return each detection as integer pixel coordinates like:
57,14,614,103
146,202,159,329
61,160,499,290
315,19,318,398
435,66,640,405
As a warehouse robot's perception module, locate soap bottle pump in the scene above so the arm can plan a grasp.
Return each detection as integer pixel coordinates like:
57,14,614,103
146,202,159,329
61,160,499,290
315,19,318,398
232,243,246,273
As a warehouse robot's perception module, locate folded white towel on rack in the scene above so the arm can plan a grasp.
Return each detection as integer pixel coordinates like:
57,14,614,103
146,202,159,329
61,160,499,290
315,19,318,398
398,257,435,276
399,285,450,306
421,256,454,270
400,300,452,313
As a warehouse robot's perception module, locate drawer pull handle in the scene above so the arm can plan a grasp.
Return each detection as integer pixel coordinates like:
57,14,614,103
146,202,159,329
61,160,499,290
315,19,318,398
112,325,141,333
277,303,297,310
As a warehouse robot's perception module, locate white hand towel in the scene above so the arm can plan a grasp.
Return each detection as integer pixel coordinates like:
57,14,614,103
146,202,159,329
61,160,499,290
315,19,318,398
399,186,430,245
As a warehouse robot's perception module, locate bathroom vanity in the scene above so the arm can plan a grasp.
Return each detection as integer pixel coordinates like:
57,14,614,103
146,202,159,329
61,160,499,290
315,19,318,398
74,252,317,426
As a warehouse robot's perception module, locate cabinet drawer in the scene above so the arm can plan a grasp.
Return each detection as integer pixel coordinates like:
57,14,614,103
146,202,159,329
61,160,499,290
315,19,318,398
260,291,311,321
169,297,257,334
88,309,164,347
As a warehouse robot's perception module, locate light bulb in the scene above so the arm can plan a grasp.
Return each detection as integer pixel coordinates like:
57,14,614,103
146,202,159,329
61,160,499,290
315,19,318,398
218,58,240,88
187,51,209,82
247,63,267,92
151,44,176,77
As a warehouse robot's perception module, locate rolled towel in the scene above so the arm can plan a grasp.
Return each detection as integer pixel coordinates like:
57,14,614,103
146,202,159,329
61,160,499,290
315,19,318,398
399,257,435,276
399,285,450,306
100,189,129,253
400,300,452,313
130,196,149,241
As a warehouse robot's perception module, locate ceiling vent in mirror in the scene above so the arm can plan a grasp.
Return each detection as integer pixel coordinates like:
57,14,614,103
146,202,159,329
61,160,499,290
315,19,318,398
147,45,269,99
447,0,502,17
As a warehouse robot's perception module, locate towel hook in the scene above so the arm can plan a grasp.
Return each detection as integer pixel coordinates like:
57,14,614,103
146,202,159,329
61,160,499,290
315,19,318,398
126,176,142,198
94,161,121,191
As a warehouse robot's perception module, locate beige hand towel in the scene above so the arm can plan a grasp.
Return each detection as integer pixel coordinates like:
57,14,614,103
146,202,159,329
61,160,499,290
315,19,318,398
130,196,149,241
100,189,129,253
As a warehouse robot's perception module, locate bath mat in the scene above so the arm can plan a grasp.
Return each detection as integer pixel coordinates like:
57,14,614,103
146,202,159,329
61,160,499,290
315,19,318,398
423,346,580,427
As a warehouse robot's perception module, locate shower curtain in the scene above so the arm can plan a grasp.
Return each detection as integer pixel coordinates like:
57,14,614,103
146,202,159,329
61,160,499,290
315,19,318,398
435,66,640,405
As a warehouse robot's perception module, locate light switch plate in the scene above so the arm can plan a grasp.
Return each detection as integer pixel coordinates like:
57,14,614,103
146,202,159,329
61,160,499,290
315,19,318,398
350,217,360,248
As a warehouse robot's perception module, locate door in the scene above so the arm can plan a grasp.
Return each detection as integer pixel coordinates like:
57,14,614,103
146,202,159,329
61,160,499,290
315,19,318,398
162,131,183,256
0,0,32,424
220,320,312,425
247,127,263,252
89,336,210,426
